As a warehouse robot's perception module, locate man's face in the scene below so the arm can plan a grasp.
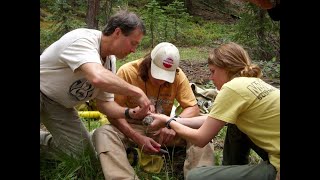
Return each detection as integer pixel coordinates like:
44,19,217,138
148,69,166,87
112,28,144,59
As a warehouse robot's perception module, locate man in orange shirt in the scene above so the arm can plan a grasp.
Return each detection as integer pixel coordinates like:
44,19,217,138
93,42,215,180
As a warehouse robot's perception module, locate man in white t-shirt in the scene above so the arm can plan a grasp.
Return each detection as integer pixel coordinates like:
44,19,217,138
40,10,151,159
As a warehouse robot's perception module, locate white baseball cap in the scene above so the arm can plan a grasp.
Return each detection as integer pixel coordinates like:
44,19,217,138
150,42,180,83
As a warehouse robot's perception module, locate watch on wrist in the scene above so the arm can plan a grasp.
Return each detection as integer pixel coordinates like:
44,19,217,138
166,117,176,129
125,108,132,119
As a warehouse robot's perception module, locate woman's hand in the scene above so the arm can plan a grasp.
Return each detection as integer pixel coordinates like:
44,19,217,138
148,113,170,131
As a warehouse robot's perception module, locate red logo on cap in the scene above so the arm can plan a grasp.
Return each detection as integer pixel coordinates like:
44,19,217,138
163,58,173,68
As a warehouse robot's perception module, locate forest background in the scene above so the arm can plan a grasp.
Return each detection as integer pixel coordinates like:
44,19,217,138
40,0,280,179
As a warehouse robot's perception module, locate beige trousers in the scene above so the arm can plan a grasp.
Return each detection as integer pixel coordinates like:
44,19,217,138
40,91,96,158
93,124,215,180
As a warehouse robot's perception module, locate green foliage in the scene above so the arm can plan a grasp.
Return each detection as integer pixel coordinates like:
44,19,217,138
40,118,102,180
81,117,101,132
202,22,236,41
102,0,135,23
179,46,208,60
179,23,208,46
141,0,194,47
118,49,150,68
40,28,60,54
142,0,165,47
249,149,263,165
214,150,223,166
202,0,241,16
256,57,280,79
40,148,103,180
164,0,191,42
40,0,55,8
213,126,226,165
40,0,279,65
179,22,235,46
203,81,215,89
40,0,86,53
231,3,280,61
48,0,86,32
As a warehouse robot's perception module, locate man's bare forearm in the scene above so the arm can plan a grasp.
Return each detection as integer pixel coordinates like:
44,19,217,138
108,117,141,142
81,63,143,97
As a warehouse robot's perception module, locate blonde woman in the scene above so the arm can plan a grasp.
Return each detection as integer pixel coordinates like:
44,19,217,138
149,42,280,180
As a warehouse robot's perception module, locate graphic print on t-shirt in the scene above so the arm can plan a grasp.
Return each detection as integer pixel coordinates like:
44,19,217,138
247,79,276,100
69,78,94,101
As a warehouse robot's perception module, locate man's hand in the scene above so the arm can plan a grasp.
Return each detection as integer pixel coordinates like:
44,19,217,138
153,128,176,145
134,89,152,114
130,104,155,120
130,106,148,120
134,133,161,154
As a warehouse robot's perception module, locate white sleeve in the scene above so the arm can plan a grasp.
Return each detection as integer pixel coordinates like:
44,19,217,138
95,55,116,101
60,38,101,72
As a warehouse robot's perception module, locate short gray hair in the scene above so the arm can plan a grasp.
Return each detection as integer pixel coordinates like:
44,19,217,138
102,10,146,36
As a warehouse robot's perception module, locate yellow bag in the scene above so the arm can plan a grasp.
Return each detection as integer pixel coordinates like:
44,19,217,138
127,147,164,173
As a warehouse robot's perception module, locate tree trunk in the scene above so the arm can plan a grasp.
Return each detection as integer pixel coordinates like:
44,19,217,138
102,0,113,24
257,9,268,60
185,0,193,10
86,0,100,29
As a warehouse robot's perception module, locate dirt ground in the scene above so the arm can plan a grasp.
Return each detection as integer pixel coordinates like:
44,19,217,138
179,59,211,85
179,59,280,88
